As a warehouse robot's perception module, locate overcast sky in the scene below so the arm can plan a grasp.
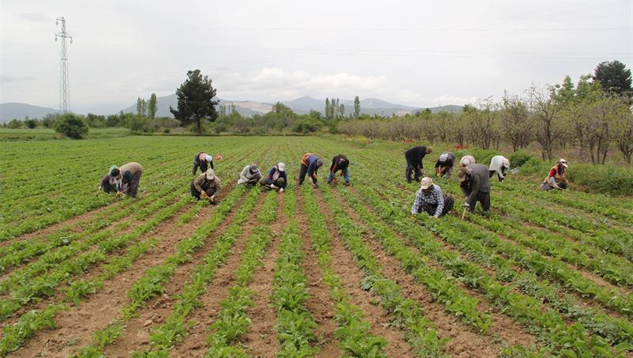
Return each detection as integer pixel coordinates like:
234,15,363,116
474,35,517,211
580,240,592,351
1,0,631,114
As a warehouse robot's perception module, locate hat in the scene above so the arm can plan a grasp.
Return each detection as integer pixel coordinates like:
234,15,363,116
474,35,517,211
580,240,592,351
559,159,568,168
110,168,120,177
439,153,448,162
206,168,215,180
249,164,258,173
420,177,433,190
316,158,324,167
458,167,469,182
278,162,285,172
205,154,213,162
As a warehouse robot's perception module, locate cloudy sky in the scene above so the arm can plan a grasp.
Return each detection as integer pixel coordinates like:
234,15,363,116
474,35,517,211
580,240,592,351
1,0,631,114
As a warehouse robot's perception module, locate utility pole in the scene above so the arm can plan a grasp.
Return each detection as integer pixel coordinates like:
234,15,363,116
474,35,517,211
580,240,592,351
55,17,73,113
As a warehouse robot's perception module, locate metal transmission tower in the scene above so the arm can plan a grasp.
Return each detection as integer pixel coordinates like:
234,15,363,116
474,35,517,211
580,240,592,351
55,17,73,113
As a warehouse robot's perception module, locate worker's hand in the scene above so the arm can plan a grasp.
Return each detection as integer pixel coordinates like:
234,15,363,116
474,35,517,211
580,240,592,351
463,203,470,208
312,182,319,189
115,191,124,199
201,191,208,198
279,188,284,193
409,215,415,220
432,215,439,219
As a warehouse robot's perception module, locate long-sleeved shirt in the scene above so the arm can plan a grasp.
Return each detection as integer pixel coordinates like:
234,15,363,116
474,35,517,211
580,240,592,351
99,174,120,190
434,152,456,169
266,166,288,188
330,154,349,173
404,146,428,168
411,185,445,217
116,162,142,190
489,155,510,179
301,153,321,177
193,173,221,193
237,165,262,184
461,164,490,205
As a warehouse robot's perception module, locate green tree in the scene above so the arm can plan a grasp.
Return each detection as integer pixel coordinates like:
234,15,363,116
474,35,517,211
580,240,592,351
7,119,22,128
594,60,632,97
354,96,361,117
54,113,89,139
148,93,158,119
325,98,331,120
170,69,219,134
24,117,38,129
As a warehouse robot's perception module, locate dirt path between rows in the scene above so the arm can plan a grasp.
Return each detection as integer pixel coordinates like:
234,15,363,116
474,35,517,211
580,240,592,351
242,193,286,357
103,185,255,357
295,190,341,358
332,187,535,357
313,189,415,358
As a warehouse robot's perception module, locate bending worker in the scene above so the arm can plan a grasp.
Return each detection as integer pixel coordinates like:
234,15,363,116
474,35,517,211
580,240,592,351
112,162,143,198
434,152,456,178
327,154,351,186
489,155,510,182
237,164,262,186
404,145,433,183
261,162,287,192
97,165,122,193
541,159,568,190
411,177,454,218
458,164,491,214
299,153,324,187
192,152,214,175
191,168,221,203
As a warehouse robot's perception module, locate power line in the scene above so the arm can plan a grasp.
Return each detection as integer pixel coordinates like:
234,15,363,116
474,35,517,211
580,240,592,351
55,17,73,113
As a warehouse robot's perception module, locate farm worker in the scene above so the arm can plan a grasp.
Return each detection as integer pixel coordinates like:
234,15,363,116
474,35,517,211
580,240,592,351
191,168,221,203
458,164,491,213
299,153,324,187
404,145,433,183
489,155,510,182
434,152,456,178
118,162,143,198
237,164,262,186
260,162,287,192
192,152,214,175
459,155,476,167
327,154,351,186
540,159,568,191
97,165,122,193
411,177,454,218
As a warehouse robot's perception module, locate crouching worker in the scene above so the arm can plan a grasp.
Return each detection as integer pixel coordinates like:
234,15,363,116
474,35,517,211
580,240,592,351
97,165,122,193
435,152,456,178
541,159,568,191
299,153,324,188
458,164,491,213
191,168,221,204
237,164,262,186
489,155,510,182
261,162,287,192
411,177,454,218
118,162,143,198
327,154,350,185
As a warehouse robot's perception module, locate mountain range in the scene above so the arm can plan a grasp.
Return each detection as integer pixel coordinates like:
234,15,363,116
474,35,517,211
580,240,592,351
0,95,463,123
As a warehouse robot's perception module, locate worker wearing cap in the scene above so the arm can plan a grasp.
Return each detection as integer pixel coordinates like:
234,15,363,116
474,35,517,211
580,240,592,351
404,145,433,183
411,177,454,218
541,159,569,191
191,168,221,203
97,165,122,193
459,155,476,167
299,153,324,187
192,152,214,175
327,154,351,186
434,152,456,178
489,155,510,182
237,164,262,186
261,162,287,192
117,162,143,198
458,164,491,213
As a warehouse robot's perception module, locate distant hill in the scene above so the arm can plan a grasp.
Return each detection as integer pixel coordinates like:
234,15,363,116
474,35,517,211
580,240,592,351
1,96,462,123
0,103,59,123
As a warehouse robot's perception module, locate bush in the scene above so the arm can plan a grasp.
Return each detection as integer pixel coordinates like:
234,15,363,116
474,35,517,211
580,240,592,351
509,151,533,168
54,113,89,139
292,118,322,133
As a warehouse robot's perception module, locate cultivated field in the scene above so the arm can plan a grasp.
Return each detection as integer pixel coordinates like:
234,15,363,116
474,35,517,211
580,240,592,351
0,136,631,358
